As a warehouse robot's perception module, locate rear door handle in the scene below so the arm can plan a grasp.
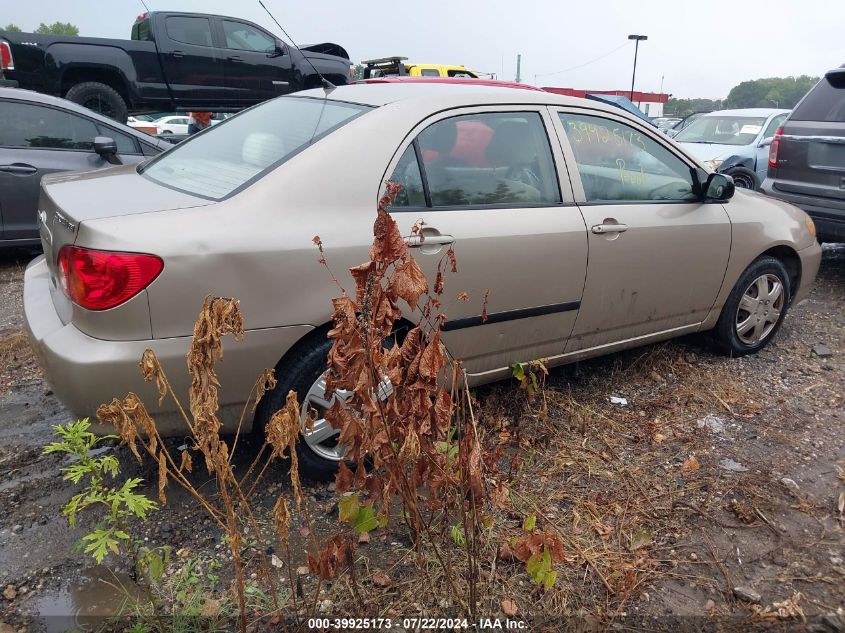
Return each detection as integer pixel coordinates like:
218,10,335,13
0,163,37,175
171,50,184,58
591,223,628,234
227,55,243,62
405,234,455,248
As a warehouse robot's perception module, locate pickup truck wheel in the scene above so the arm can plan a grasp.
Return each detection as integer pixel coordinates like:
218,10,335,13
65,82,128,123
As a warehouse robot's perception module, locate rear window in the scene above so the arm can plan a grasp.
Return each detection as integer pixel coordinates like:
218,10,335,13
140,96,371,200
791,74,845,122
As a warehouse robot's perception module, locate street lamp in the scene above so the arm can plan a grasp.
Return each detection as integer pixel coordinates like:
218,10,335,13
628,34,647,103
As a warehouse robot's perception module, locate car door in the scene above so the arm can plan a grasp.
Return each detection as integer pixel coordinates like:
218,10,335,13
0,99,112,241
551,108,731,353
217,18,293,103
156,14,227,105
383,107,588,377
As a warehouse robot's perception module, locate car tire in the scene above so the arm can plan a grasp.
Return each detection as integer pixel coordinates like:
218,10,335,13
65,82,129,123
254,335,346,482
713,256,791,357
723,166,759,191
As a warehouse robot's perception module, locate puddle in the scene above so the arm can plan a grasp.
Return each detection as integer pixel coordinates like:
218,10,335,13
34,566,146,632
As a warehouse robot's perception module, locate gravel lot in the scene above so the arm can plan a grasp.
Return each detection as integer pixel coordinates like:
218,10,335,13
0,244,842,631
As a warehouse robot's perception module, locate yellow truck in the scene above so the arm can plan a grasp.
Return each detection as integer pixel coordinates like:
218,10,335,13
362,56,478,79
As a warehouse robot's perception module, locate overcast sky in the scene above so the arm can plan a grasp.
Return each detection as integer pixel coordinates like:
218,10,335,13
5,0,843,99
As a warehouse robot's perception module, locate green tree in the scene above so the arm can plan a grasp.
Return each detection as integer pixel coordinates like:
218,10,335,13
353,63,365,80
665,97,723,117
725,76,818,109
3,23,22,32
34,21,79,36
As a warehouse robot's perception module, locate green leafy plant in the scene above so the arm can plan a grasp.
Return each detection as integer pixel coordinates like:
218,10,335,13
511,360,548,402
43,419,158,565
510,514,564,591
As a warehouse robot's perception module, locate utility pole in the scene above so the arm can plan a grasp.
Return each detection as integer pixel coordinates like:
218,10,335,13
628,34,647,103
515,54,521,83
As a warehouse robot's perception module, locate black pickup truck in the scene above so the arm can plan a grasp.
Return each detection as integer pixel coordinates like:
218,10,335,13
0,11,352,121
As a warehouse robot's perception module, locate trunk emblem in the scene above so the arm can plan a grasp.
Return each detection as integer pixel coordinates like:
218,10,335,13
53,211,76,232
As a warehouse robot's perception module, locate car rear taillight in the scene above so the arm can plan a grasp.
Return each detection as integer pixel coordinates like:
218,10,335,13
57,246,163,311
0,41,14,71
768,126,783,169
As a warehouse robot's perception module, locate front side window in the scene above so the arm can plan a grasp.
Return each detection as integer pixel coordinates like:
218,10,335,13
165,16,213,47
0,101,98,150
406,111,560,207
141,96,371,200
559,112,696,203
763,113,788,139
674,115,767,146
222,20,275,52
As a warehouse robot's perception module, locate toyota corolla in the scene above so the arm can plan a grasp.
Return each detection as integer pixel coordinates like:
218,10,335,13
24,81,821,479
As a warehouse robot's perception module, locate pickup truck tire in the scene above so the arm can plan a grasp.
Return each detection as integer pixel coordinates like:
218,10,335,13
65,82,128,123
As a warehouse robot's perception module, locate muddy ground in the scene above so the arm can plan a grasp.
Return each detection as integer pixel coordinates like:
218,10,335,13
0,245,843,632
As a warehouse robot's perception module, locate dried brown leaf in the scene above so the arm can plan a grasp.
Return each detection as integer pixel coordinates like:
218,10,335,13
273,496,291,543
682,455,700,472
389,258,428,311
157,450,168,505
501,599,518,616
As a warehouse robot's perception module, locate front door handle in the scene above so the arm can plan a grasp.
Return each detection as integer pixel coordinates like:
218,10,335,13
405,234,455,248
171,50,184,58
0,163,37,175
591,223,628,235
227,55,243,62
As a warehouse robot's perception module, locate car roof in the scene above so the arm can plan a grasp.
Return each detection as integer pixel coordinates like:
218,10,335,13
358,77,544,91
296,81,622,111
700,108,791,118
0,86,169,146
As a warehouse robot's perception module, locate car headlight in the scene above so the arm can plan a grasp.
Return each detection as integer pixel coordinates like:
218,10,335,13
805,214,816,238
703,159,723,172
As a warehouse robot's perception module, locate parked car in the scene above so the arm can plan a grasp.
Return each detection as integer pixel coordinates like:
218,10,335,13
674,108,790,189
24,80,820,479
665,112,709,137
0,87,169,248
761,65,845,243
0,12,353,122
654,117,681,130
363,56,479,79
154,115,191,135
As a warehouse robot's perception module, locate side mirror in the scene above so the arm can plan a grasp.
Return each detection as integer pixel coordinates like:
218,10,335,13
703,172,735,201
758,137,773,148
94,136,121,165
270,40,287,57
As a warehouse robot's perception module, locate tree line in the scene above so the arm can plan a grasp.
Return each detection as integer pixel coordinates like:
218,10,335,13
667,75,820,116
2,22,79,36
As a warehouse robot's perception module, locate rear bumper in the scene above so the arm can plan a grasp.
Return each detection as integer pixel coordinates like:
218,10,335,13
0,78,19,88
761,180,845,243
24,256,314,436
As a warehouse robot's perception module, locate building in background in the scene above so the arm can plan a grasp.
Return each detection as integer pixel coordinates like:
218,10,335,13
542,87,669,118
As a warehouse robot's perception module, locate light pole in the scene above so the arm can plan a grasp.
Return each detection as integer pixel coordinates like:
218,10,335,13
628,34,647,103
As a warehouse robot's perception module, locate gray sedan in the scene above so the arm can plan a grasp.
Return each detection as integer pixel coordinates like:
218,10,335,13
0,88,169,247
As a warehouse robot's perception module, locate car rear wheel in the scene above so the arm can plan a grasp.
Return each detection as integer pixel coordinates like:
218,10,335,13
255,336,345,481
713,256,791,356
64,81,129,123
723,166,759,190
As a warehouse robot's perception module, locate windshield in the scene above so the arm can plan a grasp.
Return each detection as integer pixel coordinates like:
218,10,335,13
674,115,767,146
141,97,371,200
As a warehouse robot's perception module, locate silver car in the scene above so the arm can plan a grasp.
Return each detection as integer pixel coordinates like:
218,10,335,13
24,81,821,479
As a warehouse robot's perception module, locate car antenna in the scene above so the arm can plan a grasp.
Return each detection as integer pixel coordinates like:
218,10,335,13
257,0,336,94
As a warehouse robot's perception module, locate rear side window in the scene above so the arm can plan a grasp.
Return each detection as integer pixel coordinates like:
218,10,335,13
791,75,845,122
420,68,440,77
141,97,371,200
0,101,98,150
165,16,213,47
559,112,696,203
393,112,560,208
